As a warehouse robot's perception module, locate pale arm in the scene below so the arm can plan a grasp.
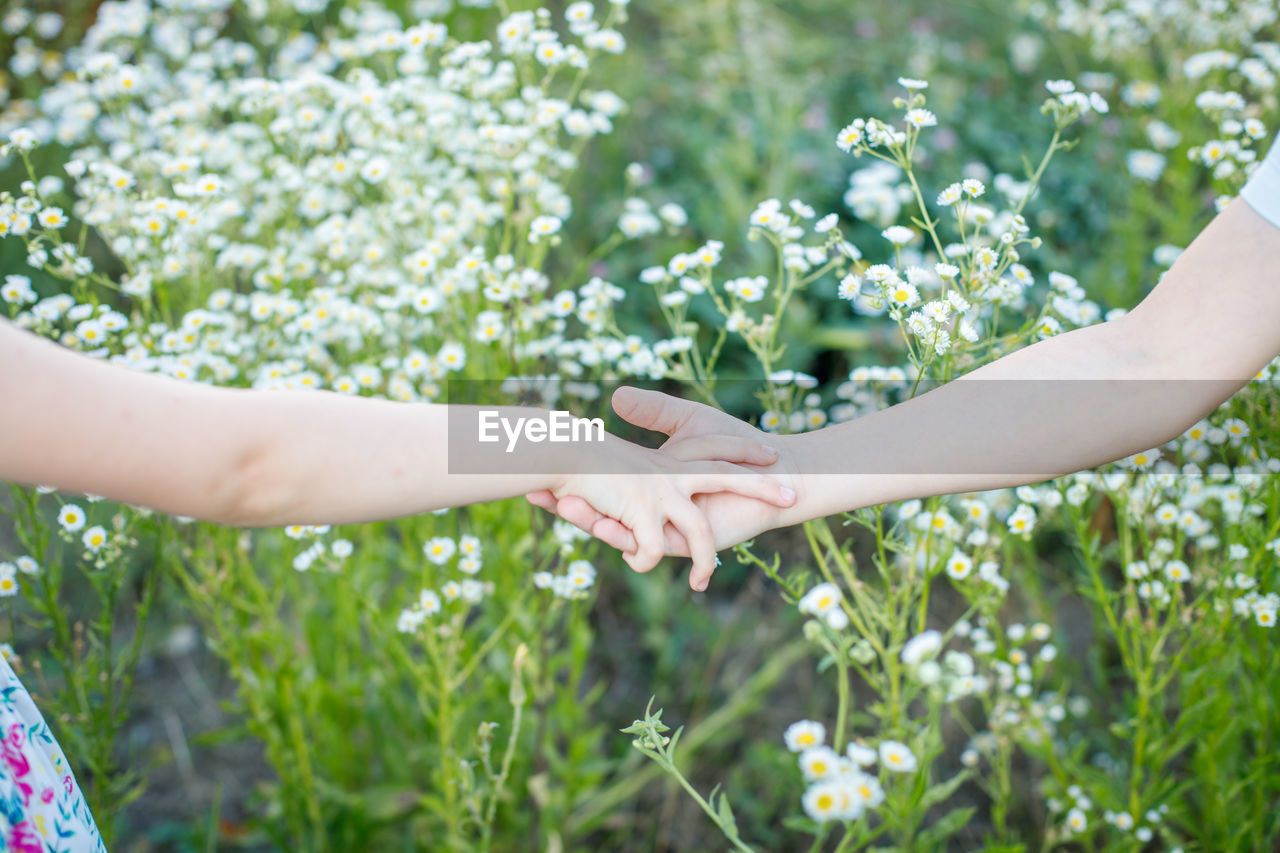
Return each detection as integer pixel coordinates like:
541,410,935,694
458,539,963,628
545,196,1280,569
777,196,1280,521
0,320,791,546
0,322,569,525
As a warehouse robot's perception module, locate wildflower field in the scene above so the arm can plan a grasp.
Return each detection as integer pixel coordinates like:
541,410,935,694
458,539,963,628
2,0,1279,850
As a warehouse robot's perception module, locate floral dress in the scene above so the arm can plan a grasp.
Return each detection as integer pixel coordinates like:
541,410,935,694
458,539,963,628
0,654,104,853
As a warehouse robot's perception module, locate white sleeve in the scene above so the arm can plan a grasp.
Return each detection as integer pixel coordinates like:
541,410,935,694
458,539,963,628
1241,132,1280,229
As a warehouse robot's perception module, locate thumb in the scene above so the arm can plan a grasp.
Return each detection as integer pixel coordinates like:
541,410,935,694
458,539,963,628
611,386,706,437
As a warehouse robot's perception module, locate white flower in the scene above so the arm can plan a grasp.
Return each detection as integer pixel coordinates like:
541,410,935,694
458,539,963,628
1124,449,1160,470
397,609,426,634
424,536,456,565
789,200,815,219
82,525,108,552
846,742,877,766
799,746,840,781
459,535,481,558
8,127,38,151
1163,560,1191,583
886,282,919,308
1007,504,1037,535
418,589,442,616
945,551,973,580
1222,418,1249,439
904,108,936,129
836,121,865,152
37,207,67,229
882,225,915,245
837,274,862,301
535,41,567,66
803,780,854,823
1066,807,1088,833
1126,150,1166,182
565,2,595,23
749,198,787,231
799,582,842,616
529,215,563,241
58,504,86,532
823,609,849,631
847,771,885,809
1,275,35,304
725,276,768,303
584,29,625,53
901,630,942,665
898,77,928,90
783,720,826,752
878,740,917,773
657,203,687,227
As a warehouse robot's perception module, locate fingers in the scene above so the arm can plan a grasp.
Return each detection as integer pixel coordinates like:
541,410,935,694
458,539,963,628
669,502,717,591
590,517,694,558
684,463,798,508
529,491,605,538
554,495,604,533
592,517,638,552
525,490,558,512
664,435,779,466
623,517,666,574
660,520,692,557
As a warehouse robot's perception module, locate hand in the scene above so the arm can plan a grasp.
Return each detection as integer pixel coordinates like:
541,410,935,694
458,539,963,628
529,387,801,588
548,427,796,589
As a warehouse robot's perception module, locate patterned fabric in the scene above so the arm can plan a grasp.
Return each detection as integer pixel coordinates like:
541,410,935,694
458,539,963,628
0,654,105,852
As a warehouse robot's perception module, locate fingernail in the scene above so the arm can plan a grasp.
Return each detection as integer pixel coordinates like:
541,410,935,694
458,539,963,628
693,579,708,592
761,444,779,458
781,486,797,503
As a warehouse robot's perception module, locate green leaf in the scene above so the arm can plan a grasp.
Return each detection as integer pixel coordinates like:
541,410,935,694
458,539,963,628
916,806,976,849
715,790,739,837
782,815,820,834
918,769,972,810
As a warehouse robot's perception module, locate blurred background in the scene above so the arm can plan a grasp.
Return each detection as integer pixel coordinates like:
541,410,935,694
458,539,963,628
0,0,1247,849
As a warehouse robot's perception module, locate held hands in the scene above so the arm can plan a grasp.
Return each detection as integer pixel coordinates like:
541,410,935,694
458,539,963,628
529,387,800,590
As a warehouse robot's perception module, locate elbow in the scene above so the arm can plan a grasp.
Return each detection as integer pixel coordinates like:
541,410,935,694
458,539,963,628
215,433,299,528
1091,311,1162,377
1099,313,1250,447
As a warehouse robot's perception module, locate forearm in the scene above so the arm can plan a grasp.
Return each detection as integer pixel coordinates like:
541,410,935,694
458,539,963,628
230,395,575,526
774,197,1280,524
774,320,1238,521
1,322,567,525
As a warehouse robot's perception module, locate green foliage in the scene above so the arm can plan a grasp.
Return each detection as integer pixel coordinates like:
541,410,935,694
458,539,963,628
1,0,1278,851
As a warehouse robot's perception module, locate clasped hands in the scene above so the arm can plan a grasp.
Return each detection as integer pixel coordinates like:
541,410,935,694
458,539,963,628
527,386,802,591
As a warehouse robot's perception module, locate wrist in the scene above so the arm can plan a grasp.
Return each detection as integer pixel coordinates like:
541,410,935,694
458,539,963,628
545,431,630,496
771,426,903,524
767,432,822,526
